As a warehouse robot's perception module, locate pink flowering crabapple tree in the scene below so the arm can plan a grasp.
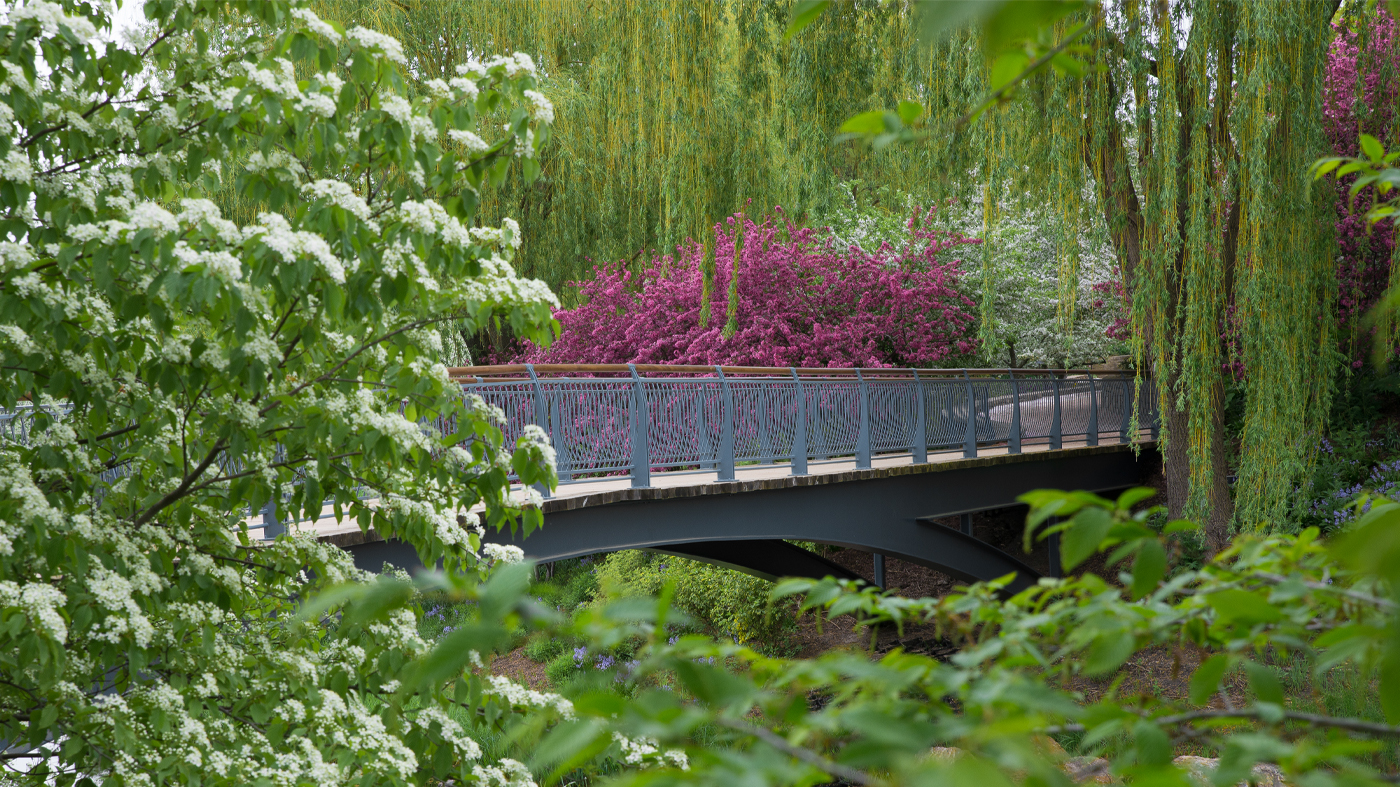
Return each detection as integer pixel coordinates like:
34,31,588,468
523,209,979,368
0,1,702,784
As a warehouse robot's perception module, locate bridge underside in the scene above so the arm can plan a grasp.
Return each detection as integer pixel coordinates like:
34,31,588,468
343,444,1158,595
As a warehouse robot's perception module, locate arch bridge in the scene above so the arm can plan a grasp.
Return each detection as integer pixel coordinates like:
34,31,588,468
331,364,1160,594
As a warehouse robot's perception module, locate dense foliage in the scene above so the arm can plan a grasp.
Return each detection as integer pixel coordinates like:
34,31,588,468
592,550,797,648
1326,9,1399,358
522,210,979,368
313,0,966,294
379,489,1400,787
0,1,576,783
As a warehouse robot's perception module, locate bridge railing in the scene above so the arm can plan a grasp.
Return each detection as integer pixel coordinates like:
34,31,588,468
448,364,1159,491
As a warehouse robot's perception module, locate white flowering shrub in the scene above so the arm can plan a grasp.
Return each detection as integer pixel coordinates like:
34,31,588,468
0,1,585,783
935,198,1130,368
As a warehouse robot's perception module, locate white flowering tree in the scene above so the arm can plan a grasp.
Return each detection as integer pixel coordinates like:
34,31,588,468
0,1,637,783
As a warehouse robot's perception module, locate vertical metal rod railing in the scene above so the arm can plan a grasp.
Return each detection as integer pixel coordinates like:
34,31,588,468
962,370,977,458
1087,373,1098,448
856,369,871,469
1119,378,1131,444
1050,373,1063,450
790,368,808,475
912,369,927,464
1009,370,1022,454
526,364,552,498
716,366,735,481
628,364,650,488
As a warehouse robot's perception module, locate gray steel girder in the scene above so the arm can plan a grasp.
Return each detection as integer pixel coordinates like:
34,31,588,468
344,445,1157,595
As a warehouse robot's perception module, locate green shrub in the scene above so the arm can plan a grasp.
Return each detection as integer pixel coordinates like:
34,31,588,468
524,634,567,664
545,651,582,687
592,551,798,648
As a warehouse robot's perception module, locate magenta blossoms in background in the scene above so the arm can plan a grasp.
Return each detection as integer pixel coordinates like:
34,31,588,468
524,209,980,367
1325,10,1398,343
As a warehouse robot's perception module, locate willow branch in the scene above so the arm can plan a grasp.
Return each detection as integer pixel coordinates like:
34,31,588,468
956,23,1091,129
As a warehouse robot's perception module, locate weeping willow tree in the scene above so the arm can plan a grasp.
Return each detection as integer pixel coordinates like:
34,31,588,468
314,0,965,294
926,2,1342,546
309,0,1350,544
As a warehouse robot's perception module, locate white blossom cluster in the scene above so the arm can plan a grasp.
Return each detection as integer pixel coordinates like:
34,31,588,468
0,1,583,784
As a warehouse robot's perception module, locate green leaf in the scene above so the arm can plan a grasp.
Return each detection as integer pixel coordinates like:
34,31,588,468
981,0,1082,55
1189,654,1230,705
914,0,1008,45
1129,538,1166,600
1243,660,1284,705
1361,133,1385,162
784,0,832,40
896,100,925,125
1061,506,1113,572
1331,501,1400,587
840,110,889,136
1116,487,1157,511
988,49,1031,93
1132,719,1172,766
1381,635,1400,723
1309,157,1344,179
1083,629,1134,675
1206,589,1283,626
1162,519,1200,534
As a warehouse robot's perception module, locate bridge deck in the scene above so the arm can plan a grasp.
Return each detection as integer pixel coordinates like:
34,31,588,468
286,429,1154,546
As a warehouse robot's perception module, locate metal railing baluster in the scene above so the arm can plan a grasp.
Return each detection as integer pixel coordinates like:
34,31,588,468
856,369,871,469
716,366,735,481
912,370,927,464
962,370,977,458
790,368,807,475
1087,372,1098,448
1120,378,1131,444
628,364,650,488
1050,372,1063,450
1009,370,1022,454
526,364,552,498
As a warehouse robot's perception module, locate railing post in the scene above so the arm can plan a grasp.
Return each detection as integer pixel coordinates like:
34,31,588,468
716,366,735,481
1087,372,1099,447
550,391,571,482
856,369,871,469
1119,377,1132,444
1050,372,1063,450
628,364,650,488
790,368,808,475
1009,370,1022,454
1149,385,1161,440
872,553,885,589
526,364,552,498
261,499,284,540
911,370,927,464
962,370,977,458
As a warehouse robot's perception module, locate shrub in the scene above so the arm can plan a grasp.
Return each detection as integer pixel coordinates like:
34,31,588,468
545,649,583,687
524,633,567,664
0,2,563,781
522,209,980,368
593,551,797,647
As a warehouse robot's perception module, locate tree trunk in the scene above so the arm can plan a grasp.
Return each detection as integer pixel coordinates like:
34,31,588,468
1162,369,1234,554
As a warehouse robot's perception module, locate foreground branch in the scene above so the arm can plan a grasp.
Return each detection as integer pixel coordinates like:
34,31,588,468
715,717,881,786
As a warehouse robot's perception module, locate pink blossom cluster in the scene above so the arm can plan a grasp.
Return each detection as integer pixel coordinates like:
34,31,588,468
521,209,981,367
1325,11,1398,336
1090,280,1131,341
